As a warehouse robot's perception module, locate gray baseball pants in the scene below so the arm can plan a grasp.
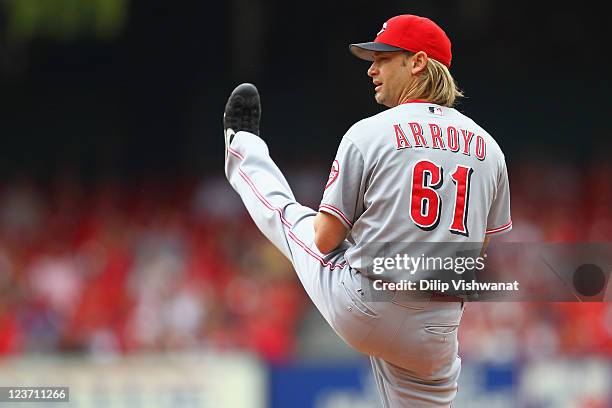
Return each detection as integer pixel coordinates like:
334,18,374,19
225,131,464,407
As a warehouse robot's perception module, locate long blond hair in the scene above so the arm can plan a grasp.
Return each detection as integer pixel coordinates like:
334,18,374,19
405,52,464,107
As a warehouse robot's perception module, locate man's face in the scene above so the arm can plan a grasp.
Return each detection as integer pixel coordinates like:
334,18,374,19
367,51,411,107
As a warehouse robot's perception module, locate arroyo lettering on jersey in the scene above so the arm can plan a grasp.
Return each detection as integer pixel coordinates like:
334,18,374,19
393,122,487,161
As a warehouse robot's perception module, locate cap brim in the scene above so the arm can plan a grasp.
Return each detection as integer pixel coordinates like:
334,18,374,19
349,42,404,61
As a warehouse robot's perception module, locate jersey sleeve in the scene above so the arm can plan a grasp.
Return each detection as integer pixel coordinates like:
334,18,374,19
319,137,365,229
485,158,512,235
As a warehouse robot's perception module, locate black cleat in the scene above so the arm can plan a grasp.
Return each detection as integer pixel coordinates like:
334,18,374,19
223,83,261,151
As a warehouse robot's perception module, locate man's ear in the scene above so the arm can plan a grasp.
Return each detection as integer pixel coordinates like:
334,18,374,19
411,51,429,75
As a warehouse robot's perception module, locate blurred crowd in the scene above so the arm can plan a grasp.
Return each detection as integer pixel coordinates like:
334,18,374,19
0,171,306,361
0,158,610,362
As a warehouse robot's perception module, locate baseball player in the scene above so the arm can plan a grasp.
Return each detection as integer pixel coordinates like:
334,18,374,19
223,14,512,408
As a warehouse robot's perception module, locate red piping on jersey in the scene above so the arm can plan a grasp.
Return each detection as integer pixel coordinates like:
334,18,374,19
237,166,293,229
227,146,347,271
400,99,428,104
319,204,353,228
228,146,245,160
485,220,512,234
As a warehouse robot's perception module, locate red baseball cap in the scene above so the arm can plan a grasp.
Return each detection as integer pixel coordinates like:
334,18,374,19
349,15,452,68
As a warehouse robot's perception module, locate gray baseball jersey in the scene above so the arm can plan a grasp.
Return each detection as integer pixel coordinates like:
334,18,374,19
320,101,512,274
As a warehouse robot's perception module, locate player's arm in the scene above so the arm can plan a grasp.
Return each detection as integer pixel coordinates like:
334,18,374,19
314,211,349,254
481,157,511,258
316,134,365,254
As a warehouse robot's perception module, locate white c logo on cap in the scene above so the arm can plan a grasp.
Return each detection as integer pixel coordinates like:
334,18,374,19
377,22,387,36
